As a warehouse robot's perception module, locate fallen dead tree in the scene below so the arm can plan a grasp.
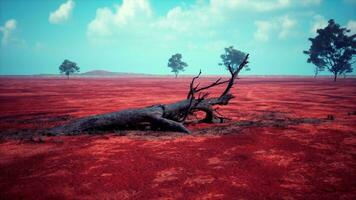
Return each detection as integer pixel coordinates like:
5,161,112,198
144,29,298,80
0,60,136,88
48,55,249,135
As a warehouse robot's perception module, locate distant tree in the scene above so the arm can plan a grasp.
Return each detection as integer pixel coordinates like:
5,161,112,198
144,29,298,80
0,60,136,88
167,53,188,78
59,59,80,79
304,19,356,81
219,46,250,73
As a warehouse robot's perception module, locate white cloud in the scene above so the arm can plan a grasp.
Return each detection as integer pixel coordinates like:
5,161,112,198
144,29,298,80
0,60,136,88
278,16,297,38
254,16,297,42
0,19,17,45
87,0,152,37
153,5,216,34
87,8,115,36
210,0,321,12
88,0,319,40
210,0,290,12
346,20,356,35
254,21,273,42
49,0,75,24
310,15,327,35
87,0,222,47
88,0,317,49
155,6,198,32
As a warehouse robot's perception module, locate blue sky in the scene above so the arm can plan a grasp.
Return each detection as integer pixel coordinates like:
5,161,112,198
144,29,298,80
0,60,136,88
0,0,355,75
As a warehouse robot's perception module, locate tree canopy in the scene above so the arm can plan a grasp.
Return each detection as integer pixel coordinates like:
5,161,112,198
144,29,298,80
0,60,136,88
59,59,80,79
167,53,188,78
219,46,249,72
304,19,356,81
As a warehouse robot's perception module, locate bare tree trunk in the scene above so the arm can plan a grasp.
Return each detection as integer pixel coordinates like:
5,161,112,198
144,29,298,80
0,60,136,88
334,73,337,82
49,96,233,135
314,68,318,78
49,55,249,135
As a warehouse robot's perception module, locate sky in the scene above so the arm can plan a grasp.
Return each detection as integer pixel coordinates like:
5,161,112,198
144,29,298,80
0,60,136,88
0,0,355,76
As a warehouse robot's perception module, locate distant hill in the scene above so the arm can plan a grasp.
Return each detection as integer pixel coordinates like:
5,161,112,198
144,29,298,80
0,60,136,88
81,70,148,76
29,70,153,77
81,70,121,76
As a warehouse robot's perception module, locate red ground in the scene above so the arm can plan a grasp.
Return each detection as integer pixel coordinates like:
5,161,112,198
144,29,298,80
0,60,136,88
0,76,356,199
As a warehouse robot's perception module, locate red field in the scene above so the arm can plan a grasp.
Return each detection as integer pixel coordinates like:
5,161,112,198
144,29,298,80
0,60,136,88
0,76,356,199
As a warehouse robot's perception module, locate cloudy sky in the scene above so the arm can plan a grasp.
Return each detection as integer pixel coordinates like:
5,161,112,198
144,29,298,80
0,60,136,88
0,0,355,75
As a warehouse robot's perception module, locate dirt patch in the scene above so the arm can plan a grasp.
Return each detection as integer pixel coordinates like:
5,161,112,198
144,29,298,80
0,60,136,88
0,77,356,199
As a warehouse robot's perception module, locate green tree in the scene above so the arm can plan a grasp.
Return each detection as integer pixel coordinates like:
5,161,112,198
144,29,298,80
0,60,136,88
219,46,250,72
59,59,80,79
304,19,355,81
168,53,188,78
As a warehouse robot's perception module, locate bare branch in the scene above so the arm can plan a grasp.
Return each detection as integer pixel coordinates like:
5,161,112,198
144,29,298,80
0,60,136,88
220,54,249,98
179,92,209,122
187,70,202,99
195,79,230,93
